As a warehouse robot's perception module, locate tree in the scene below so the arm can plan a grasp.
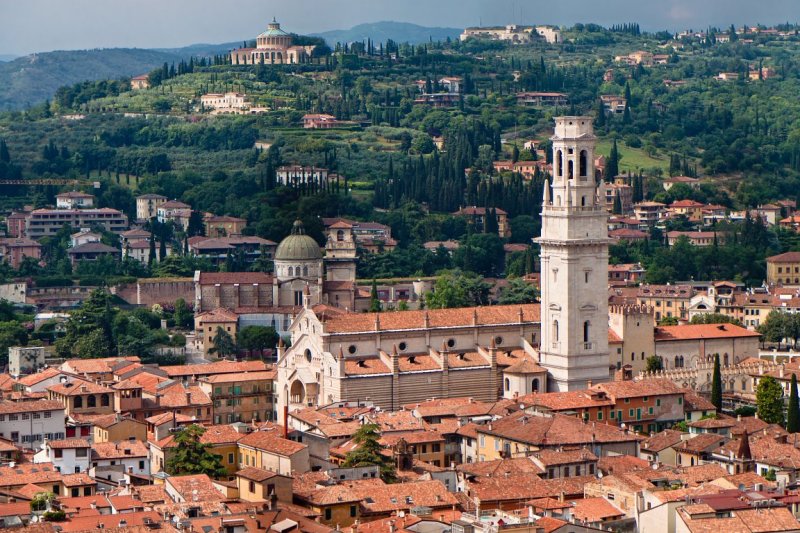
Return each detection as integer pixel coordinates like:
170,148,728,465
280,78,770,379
165,424,227,478
605,138,619,181
369,279,382,312
187,211,205,237
658,316,679,326
209,327,237,359
711,354,722,410
498,277,538,305
690,313,742,327
756,376,785,425
237,326,279,354
342,423,395,482
645,356,663,372
173,298,193,329
426,270,491,309
788,373,800,432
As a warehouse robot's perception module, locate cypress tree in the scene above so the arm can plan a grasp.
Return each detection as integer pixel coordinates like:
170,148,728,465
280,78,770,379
788,373,799,432
148,237,156,265
711,353,722,410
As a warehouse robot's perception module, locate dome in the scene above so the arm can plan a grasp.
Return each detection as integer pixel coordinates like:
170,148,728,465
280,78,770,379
275,220,323,261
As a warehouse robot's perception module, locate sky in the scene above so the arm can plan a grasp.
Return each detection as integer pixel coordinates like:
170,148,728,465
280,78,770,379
1,0,798,56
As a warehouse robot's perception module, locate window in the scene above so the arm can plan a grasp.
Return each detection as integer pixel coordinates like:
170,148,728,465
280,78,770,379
33,413,41,419
325,508,332,521
583,321,590,343
552,320,559,342
629,409,634,417
21,413,29,420
76,448,88,457
350,505,357,517
610,411,615,419
564,466,570,477
504,378,510,392
71,488,79,497
656,399,661,407
648,407,654,415
249,481,256,493
228,453,234,464
139,460,145,470
597,411,603,421
9,414,17,421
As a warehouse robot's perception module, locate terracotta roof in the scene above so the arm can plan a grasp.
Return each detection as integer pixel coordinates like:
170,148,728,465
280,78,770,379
54,510,164,532
767,252,800,263
351,479,459,514
48,378,113,396
572,497,625,523
166,474,224,502
196,308,239,323
654,324,760,341
132,484,170,504
457,457,545,477
0,399,64,414
236,466,282,482
62,356,140,375
479,412,640,446
504,358,547,374
156,384,210,408
597,455,650,475
675,433,728,454
322,304,540,334
16,368,64,387
344,358,391,376
201,370,276,383
47,439,90,449
642,429,687,452
161,360,269,378
518,390,614,411
532,448,597,466
92,441,148,460
237,429,307,456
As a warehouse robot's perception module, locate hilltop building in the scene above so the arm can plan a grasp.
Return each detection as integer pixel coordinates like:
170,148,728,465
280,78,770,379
230,19,315,65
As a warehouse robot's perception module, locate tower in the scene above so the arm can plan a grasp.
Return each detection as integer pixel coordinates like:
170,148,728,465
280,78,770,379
324,222,357,283
536,117,611,391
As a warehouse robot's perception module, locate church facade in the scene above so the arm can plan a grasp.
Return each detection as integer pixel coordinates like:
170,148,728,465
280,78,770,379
230,19,315,65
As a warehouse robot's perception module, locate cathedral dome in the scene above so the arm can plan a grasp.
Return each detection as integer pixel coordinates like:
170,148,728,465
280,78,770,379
275,220,322,261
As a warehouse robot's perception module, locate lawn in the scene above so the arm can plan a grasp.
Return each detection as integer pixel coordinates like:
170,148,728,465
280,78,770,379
596,138,670,174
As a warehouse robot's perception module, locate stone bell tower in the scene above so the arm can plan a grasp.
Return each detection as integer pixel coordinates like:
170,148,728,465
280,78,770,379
536,117,611,391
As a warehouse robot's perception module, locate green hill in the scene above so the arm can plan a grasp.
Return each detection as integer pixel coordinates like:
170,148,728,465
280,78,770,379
311,21,461,45
0,48,186,111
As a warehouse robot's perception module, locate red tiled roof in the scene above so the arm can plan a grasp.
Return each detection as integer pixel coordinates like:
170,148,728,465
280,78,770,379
196,272,273,285
654,324,760,341
0,399,64,414
322,304,540,334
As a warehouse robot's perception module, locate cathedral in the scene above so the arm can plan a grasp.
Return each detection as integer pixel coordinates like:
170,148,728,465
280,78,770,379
230,19,316,66
275,117,612,412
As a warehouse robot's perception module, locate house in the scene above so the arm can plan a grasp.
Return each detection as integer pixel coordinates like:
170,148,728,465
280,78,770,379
91,414,147,443
34,438,91,474
633,202,666,225
663,176,700,191
637,284,695,321
56,191,94,209
475,411,640,462
666,231,723,247
0,238,42,269
91,440,150,484
303,114,342,129
235,467,293,503
189,235,276,267
47,377,116,417
204,215,247,237
0,399,66,450
767,252,800,286
609,228,648,242
640,429,687,465
67,242,120,266
452,206,510,237
237,426,310,476
135,193,166,222
198,370,277,424
25,208,128,238
130,75,150,90
516,92,568,107
156,200,192,229
600,95,627,115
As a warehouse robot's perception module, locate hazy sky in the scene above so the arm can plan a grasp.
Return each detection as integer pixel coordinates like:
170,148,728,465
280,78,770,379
1,0,798,56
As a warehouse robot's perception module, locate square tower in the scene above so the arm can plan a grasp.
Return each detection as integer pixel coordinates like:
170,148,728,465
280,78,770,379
536,117,611,391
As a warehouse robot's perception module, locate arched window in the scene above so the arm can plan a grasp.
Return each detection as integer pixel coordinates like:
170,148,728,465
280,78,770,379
568,159,574,179
303,266,309,277
723,354,729,367
581,196,586,207
74,396,83,409
87,395,96,408
532,378,540,392
579,150,588,177
552,320,559,342
337,230,344,241
583,321,590,343
556,150,563,177
100,394,109,407
504,378,510,392
675,356,680,368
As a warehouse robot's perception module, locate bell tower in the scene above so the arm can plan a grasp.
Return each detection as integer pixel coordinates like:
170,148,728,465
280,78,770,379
536,117,611,391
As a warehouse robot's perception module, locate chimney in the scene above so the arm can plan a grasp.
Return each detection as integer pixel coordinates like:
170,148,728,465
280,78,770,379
283,406,289,439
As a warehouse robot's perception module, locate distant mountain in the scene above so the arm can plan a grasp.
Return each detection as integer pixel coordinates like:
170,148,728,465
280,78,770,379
312,21,461,46
0,55,17,63
153,41,242,57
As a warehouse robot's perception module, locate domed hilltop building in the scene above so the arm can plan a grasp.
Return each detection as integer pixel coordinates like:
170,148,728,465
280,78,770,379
230,19,316,65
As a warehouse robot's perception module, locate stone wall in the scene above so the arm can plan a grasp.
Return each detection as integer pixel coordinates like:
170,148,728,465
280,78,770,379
113,278,194,307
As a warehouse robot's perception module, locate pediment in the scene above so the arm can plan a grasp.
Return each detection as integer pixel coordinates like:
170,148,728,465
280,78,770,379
580,304,598,312
548,303,562,311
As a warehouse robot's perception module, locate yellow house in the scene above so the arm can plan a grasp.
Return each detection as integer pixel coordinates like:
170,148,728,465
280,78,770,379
92,414,147,443
767,251,800,287
237,428,310,476
150,424,246,477
195,308,239,356
235,467,293,502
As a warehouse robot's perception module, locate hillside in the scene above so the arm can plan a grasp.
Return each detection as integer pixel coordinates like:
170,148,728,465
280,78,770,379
0,48,184,111
311,21,461,45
